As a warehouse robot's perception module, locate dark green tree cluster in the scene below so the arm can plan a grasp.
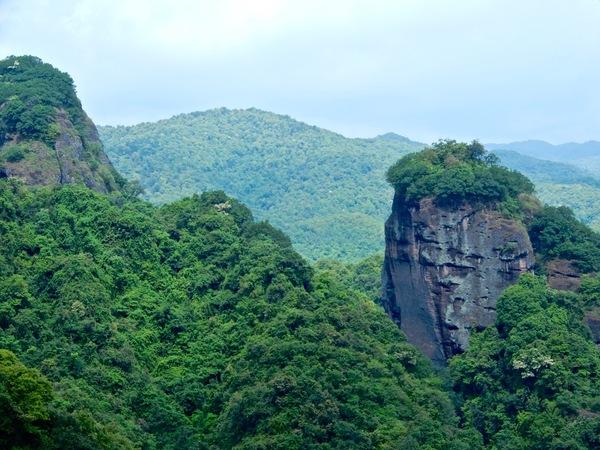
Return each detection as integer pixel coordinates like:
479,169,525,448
451,274,600,449
0,56,84,145
386,140,534,206
528,205,600,272
0,179,479,449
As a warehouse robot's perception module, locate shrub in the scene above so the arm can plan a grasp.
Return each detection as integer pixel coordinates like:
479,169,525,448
386,140,534,206
3,145,26,163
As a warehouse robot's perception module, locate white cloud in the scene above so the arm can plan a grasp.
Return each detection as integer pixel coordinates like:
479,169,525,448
1,0,600,142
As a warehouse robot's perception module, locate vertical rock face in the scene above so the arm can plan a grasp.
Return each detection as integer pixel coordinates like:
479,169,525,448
382,195,534,364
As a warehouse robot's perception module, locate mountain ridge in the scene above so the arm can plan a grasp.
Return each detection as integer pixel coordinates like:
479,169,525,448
99,107,425,260
100,110,600,259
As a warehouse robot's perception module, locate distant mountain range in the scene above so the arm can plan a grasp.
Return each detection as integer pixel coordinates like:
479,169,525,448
491,148,600,229
486,140,600,171
99,111,600,260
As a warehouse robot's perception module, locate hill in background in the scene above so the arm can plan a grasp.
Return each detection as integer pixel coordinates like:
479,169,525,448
494,149,600,229
99,109,423,260
487,140,600,172
100,112,600,261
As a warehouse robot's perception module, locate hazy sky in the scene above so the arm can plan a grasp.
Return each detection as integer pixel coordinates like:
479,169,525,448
1,0,599,143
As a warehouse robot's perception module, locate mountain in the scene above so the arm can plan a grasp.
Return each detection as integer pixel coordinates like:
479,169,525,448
3,54,600,448
487,140,600,171
0,56,124,193
98,110,424,261
494,149,600,229
381,142,600,447
0,57,481,449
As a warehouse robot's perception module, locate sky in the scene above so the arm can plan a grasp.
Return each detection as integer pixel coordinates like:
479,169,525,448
1,0,599,143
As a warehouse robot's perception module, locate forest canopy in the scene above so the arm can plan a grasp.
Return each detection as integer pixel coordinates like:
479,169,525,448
0,179,480,449
386,140,535,205
0,56,84,145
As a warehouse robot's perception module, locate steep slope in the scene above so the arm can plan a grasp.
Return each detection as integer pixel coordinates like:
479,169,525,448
0,56,123,193
382,142,536,363
383,197,533,364
99,109,424,260
0,181,483,449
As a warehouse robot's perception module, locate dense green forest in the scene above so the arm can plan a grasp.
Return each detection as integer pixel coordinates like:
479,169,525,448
0,180,484,449
98,112,424,261
100,115,600,262
3,55,600,449
2,179,599,449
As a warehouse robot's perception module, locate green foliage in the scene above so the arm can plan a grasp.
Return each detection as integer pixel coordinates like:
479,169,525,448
99,109,424,261
0,56,83,144
314,253,384,304
0,349,53,449
0,179,475,448
386,140,534,206
451,274,600,449
528,205,600,272
2,144,27,163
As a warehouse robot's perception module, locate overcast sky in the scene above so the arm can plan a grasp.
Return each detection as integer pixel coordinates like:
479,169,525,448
1,0,599,143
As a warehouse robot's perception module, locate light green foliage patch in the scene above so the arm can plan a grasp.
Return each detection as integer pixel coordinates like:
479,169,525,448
99,110,424,261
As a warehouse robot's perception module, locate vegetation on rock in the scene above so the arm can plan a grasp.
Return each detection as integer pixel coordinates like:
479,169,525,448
0,56,124,193
386,140,534,207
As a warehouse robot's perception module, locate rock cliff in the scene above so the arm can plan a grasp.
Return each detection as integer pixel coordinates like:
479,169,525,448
382,196,534,364
0,56,122,193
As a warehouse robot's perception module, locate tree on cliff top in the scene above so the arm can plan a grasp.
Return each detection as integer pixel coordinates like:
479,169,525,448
386,140,535,206
0,55,84,145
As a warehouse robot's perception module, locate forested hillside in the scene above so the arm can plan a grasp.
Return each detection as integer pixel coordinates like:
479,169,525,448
99,110,424,260
100,115,600,261
0,180,481,449
495,150,600,229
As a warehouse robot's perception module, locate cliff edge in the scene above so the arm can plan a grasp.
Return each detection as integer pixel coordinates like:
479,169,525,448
0,56,122,193
382,196,533,363
382,141,536,364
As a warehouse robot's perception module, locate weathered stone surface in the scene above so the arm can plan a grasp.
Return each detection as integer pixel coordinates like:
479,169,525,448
382,196,534,364
0,108,120,193
547,259,582,291
586,311,600,348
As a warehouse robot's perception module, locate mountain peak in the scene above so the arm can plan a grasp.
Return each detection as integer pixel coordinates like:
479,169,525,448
0,55,124,193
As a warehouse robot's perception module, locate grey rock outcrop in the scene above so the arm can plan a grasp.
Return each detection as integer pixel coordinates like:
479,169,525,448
0,108,121,193
382,196,533,364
